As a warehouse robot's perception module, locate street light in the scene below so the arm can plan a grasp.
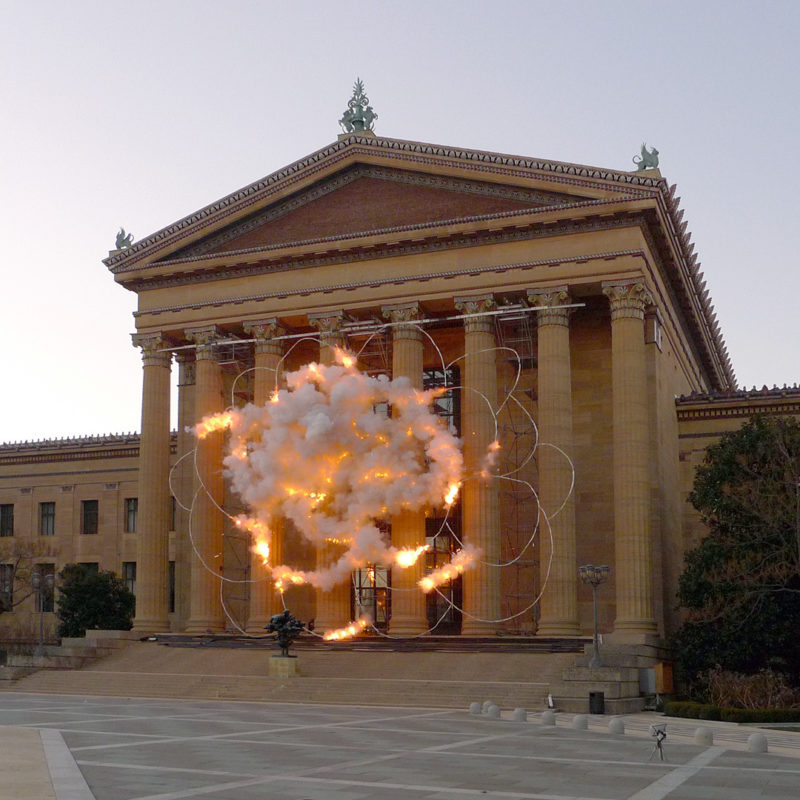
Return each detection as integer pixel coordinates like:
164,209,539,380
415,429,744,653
579,564,609,669
31,570,55,656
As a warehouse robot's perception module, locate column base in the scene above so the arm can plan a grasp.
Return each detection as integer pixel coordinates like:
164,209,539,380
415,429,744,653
245,617,271,635
132,618,171,635
460,619,498,636
609,619,659,645
388,614,428,637
537,620,581,637
183,618,226,634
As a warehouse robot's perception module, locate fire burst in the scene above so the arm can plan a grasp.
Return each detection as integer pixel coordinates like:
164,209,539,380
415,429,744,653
323,617,369,641
418,546,479,593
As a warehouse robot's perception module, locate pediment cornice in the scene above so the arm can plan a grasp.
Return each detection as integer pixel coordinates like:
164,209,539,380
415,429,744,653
103,134,662,274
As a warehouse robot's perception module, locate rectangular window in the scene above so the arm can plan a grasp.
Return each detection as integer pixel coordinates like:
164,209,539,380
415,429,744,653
122,561,136,595
124,498,138,533
81,500,98,535
170,496,176,532
0,505,13,537
40,502,55,536
0,563,14,610
34,564,55,613
169,561,175,613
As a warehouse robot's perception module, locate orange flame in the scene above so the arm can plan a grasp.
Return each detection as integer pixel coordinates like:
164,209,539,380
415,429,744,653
444,482,460,506
323,617,369,641
394,544,430,568
195,410,235,439
418,548,476,593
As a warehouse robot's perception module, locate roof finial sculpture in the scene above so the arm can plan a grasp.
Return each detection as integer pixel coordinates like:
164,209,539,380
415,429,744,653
632,143,659,171
115,228,134,249
339,78,377,133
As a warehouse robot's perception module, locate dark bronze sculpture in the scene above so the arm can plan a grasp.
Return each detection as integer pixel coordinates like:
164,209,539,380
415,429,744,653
115,228,134,249
632,143,659,171
266,609,312,657
339,78,377,133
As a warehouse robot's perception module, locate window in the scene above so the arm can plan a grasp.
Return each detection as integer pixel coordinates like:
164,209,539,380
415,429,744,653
40,502,55,536
0,563,14,611
124,498,138,533
0,505,13,537
81,500,98,534
34,564,55,613
122,562,136,595
170,496,176,531
169,561,175,613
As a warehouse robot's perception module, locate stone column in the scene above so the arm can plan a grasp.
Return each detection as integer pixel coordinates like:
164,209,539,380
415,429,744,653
382,302,429,636
174,352,196,630
184,326,226,633
308,311,351,632
528,288,580,636
455,295,501,635
602,281,658,637
131,333,172,633
243,319,285,633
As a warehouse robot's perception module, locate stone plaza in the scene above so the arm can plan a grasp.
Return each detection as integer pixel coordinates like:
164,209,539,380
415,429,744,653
2,692,800,800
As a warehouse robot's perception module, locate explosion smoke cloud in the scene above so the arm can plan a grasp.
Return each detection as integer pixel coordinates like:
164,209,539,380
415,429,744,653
196,349,466,592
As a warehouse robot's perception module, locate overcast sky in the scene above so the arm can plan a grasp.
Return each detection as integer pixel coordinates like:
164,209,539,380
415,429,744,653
2,0,798,443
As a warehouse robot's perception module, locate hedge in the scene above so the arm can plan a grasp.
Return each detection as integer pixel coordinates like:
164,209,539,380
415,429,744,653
663,701,800,723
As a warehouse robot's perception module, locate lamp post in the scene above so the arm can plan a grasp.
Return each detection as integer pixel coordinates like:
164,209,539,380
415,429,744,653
31,571,55,656
579,564,609,668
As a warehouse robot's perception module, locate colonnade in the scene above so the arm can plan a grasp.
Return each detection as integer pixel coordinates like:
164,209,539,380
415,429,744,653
132,280,658,640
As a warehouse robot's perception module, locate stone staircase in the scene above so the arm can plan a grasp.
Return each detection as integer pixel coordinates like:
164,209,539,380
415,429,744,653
2,638,576,710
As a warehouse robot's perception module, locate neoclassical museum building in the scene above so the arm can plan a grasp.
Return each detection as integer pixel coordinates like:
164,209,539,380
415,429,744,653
2,107,799,646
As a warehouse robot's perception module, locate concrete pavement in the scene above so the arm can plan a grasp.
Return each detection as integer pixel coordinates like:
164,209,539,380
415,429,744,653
2,693,800,799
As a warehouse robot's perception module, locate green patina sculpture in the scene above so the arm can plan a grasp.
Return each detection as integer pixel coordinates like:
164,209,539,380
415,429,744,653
339,78,377,133
115,228,134,249
633,143,659,171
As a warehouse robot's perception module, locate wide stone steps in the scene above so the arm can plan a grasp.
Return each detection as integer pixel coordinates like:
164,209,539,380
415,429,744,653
6,668,551,709
2,641,571,709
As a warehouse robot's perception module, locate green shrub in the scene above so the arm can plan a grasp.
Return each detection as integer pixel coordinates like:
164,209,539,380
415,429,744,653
665,702,800,724
56,564,135,638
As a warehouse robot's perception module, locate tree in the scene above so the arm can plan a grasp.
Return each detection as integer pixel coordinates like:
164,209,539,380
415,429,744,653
673,415,800,691
56,564,135,638
0,540,55,616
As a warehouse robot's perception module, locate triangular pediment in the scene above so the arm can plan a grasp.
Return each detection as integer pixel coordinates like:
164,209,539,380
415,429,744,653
107,134,664,274
164,165,578,261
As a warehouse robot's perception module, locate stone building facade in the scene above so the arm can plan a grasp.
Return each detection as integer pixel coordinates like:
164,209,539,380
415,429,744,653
2,132,795,644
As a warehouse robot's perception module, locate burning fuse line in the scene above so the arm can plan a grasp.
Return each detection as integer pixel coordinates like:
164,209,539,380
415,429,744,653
418,546,480,593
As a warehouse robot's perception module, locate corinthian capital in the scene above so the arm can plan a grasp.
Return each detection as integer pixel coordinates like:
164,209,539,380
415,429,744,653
382,301,423,325
454,294,496,334
309,310,348,347
244,318,285,356
602,281,653,322
185,325,222,359
132,333,172,367
528,286,572,327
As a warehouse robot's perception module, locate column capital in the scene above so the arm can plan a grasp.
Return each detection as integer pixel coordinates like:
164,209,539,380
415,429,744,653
309,310,347,348
383,302,424,342
186,325,222,359
528,286,573,327
132,333,172,368
454,294,496,334
244,318,285,356
602,280,653,322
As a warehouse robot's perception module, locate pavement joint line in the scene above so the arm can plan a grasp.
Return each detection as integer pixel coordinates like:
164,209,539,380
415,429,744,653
40,729,95,800
69,707,453,751
625,745,726,800
423,729,530,752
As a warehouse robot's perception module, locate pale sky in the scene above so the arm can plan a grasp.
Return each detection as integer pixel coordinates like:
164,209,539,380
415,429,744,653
2,0,798,442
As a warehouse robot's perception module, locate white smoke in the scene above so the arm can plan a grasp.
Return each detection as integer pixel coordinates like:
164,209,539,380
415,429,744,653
220,350,464,590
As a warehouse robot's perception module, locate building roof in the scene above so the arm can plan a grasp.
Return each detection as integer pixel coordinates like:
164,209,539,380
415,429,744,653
103,134,735,390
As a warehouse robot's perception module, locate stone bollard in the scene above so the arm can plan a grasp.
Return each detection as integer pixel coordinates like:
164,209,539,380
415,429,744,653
482,700,493,713
747,733,768,753
469,702,482,715
486,704,501,719
608,717,625,734
694,727,713,746
541,710,556,725
571,714,589,730
512,708,527,722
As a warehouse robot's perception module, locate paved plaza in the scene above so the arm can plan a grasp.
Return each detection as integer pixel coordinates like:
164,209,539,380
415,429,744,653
2,693,800,800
